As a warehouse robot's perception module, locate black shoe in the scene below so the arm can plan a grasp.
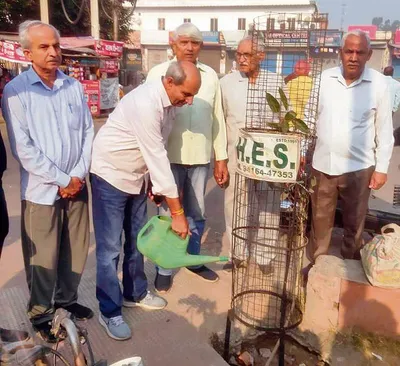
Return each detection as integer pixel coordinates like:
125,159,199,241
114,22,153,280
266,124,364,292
33,322,57,343
56,303,94,321
0,327,30,343
186,266,219,282
155,273,172,293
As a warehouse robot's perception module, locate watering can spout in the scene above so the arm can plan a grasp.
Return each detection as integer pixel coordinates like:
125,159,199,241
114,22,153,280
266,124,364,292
137,216,229,269
175,254,229,268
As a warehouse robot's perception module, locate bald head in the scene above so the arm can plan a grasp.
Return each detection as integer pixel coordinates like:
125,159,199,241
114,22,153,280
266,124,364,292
383,66,394,77
163,60,201,107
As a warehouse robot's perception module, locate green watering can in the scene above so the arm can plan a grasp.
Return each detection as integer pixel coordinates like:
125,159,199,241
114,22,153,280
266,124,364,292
137,216,229,269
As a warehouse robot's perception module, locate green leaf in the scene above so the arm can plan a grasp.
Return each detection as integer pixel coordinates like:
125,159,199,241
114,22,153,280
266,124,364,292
281,120,289,133
284,111,297,122
293,118,310,134
266,92,281,113
267,122,281,131
279,87,289,110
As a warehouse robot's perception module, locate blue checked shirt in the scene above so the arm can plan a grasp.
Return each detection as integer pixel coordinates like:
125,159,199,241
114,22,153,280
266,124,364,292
1,67,94,205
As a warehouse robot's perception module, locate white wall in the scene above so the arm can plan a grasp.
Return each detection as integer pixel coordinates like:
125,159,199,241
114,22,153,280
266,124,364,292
133,5,316,32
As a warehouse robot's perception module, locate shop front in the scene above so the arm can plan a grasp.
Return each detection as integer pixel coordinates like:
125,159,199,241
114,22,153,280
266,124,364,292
309,30,342,71
198,31,226,75
391,31,400,79
61,38,123,116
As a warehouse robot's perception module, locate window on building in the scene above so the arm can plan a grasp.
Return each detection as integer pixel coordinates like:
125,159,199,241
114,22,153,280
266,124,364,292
158,18,165,30
280,22,286,31
184,18,191,23
267,18,275,31
287,18,296,30
238,18,246,30
210,18,218,32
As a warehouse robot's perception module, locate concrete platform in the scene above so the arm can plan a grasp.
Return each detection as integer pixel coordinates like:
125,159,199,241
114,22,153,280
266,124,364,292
294,255,400,363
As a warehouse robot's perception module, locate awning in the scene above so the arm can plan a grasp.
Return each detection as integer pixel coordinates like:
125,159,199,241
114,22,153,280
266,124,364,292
60,36,95,50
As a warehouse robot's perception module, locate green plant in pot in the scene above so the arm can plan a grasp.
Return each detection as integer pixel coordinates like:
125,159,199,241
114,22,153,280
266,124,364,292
266,87,310,134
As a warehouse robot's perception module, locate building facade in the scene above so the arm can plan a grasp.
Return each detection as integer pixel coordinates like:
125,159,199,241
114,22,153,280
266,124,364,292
129,0,318,73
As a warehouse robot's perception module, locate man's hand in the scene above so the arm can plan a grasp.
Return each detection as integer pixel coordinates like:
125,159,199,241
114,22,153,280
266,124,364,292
369,171,387,190
59,177,83,199
171,214,191,239
214,159,229,188
147,180,164,206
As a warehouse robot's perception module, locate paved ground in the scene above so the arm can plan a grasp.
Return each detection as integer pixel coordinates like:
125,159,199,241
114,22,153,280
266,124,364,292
0,121,231,365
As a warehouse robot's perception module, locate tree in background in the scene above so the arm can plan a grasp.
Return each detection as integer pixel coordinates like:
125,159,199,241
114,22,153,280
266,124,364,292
372,17,400,32
0,0,133,41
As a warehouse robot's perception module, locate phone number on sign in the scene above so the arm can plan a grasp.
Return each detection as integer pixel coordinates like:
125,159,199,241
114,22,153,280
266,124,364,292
239,164,294,179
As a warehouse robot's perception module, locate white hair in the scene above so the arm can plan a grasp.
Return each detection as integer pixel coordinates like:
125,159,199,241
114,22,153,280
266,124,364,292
165,61,187,85
341,30,371,50
19,20,60,49
172,22,203,42
239,35,266,52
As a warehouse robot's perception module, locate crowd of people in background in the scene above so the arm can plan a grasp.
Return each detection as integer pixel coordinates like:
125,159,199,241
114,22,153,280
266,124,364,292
0,18,398,347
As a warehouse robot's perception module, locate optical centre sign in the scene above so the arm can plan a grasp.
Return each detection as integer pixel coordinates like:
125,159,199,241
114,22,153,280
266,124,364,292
236,129,300,183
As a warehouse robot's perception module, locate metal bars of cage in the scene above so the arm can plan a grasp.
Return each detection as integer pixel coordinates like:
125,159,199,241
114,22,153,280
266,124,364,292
224,13,328,366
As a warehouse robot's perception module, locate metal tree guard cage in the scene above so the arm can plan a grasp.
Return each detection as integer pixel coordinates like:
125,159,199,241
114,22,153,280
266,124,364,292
225,13,328,365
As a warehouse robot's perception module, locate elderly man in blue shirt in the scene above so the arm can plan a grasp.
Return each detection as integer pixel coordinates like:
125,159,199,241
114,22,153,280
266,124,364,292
2,20,94,343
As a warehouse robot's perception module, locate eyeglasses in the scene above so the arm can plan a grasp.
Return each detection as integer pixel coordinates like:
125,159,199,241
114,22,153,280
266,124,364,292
235,52,253,60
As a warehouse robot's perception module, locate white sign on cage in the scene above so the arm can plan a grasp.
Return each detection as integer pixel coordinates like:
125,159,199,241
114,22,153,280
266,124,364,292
235,129,300,183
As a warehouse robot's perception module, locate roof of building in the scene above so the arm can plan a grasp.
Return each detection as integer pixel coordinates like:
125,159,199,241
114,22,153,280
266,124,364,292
134,0,315,8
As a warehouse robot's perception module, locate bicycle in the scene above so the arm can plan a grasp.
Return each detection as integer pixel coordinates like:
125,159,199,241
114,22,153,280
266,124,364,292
0,308,143,366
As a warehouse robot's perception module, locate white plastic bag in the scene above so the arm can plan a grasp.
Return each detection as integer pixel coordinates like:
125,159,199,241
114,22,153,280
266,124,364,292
361,223,400,289
110,357,144,366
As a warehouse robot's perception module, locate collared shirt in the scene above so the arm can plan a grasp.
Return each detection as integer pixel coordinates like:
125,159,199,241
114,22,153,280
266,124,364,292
146,59,228,164
220,70,287,164
386,76,400,113
90,79,178,198
312,66,394,175
2,67,94,205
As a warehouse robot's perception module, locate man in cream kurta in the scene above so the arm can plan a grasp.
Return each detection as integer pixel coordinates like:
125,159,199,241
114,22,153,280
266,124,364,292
146,23,228,292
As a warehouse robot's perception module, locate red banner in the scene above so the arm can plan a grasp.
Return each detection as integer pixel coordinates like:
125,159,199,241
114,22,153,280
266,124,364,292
0,41,30,64
99,59,119,73
348,25,377,40
82,80,100,117
395,30,400,45
94,40,124,58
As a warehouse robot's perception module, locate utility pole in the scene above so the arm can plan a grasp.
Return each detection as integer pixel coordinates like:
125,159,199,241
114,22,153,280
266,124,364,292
90,0,100,39
340,2,347,32
40,0,49,24
113,0,119,41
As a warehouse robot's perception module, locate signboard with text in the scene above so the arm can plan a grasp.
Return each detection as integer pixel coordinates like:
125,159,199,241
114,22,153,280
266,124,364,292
0,41,30,64
310,30,342,47
348,25,377,40
95,40,124,58
99,59,119,73
264,31,308,45
236,129,300,183
82,80,100,116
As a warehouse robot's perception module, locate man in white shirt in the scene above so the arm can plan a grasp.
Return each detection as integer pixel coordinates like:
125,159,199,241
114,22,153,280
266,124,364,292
383,65,400,114
309,31,394,263
90,61,201,341
146,23,228,292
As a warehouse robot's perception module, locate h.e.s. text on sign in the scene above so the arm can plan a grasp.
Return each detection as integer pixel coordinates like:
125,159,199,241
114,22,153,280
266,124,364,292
236,129,300,183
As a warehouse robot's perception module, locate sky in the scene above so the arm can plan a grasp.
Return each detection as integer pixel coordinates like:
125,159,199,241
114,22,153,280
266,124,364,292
316,0,399,30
